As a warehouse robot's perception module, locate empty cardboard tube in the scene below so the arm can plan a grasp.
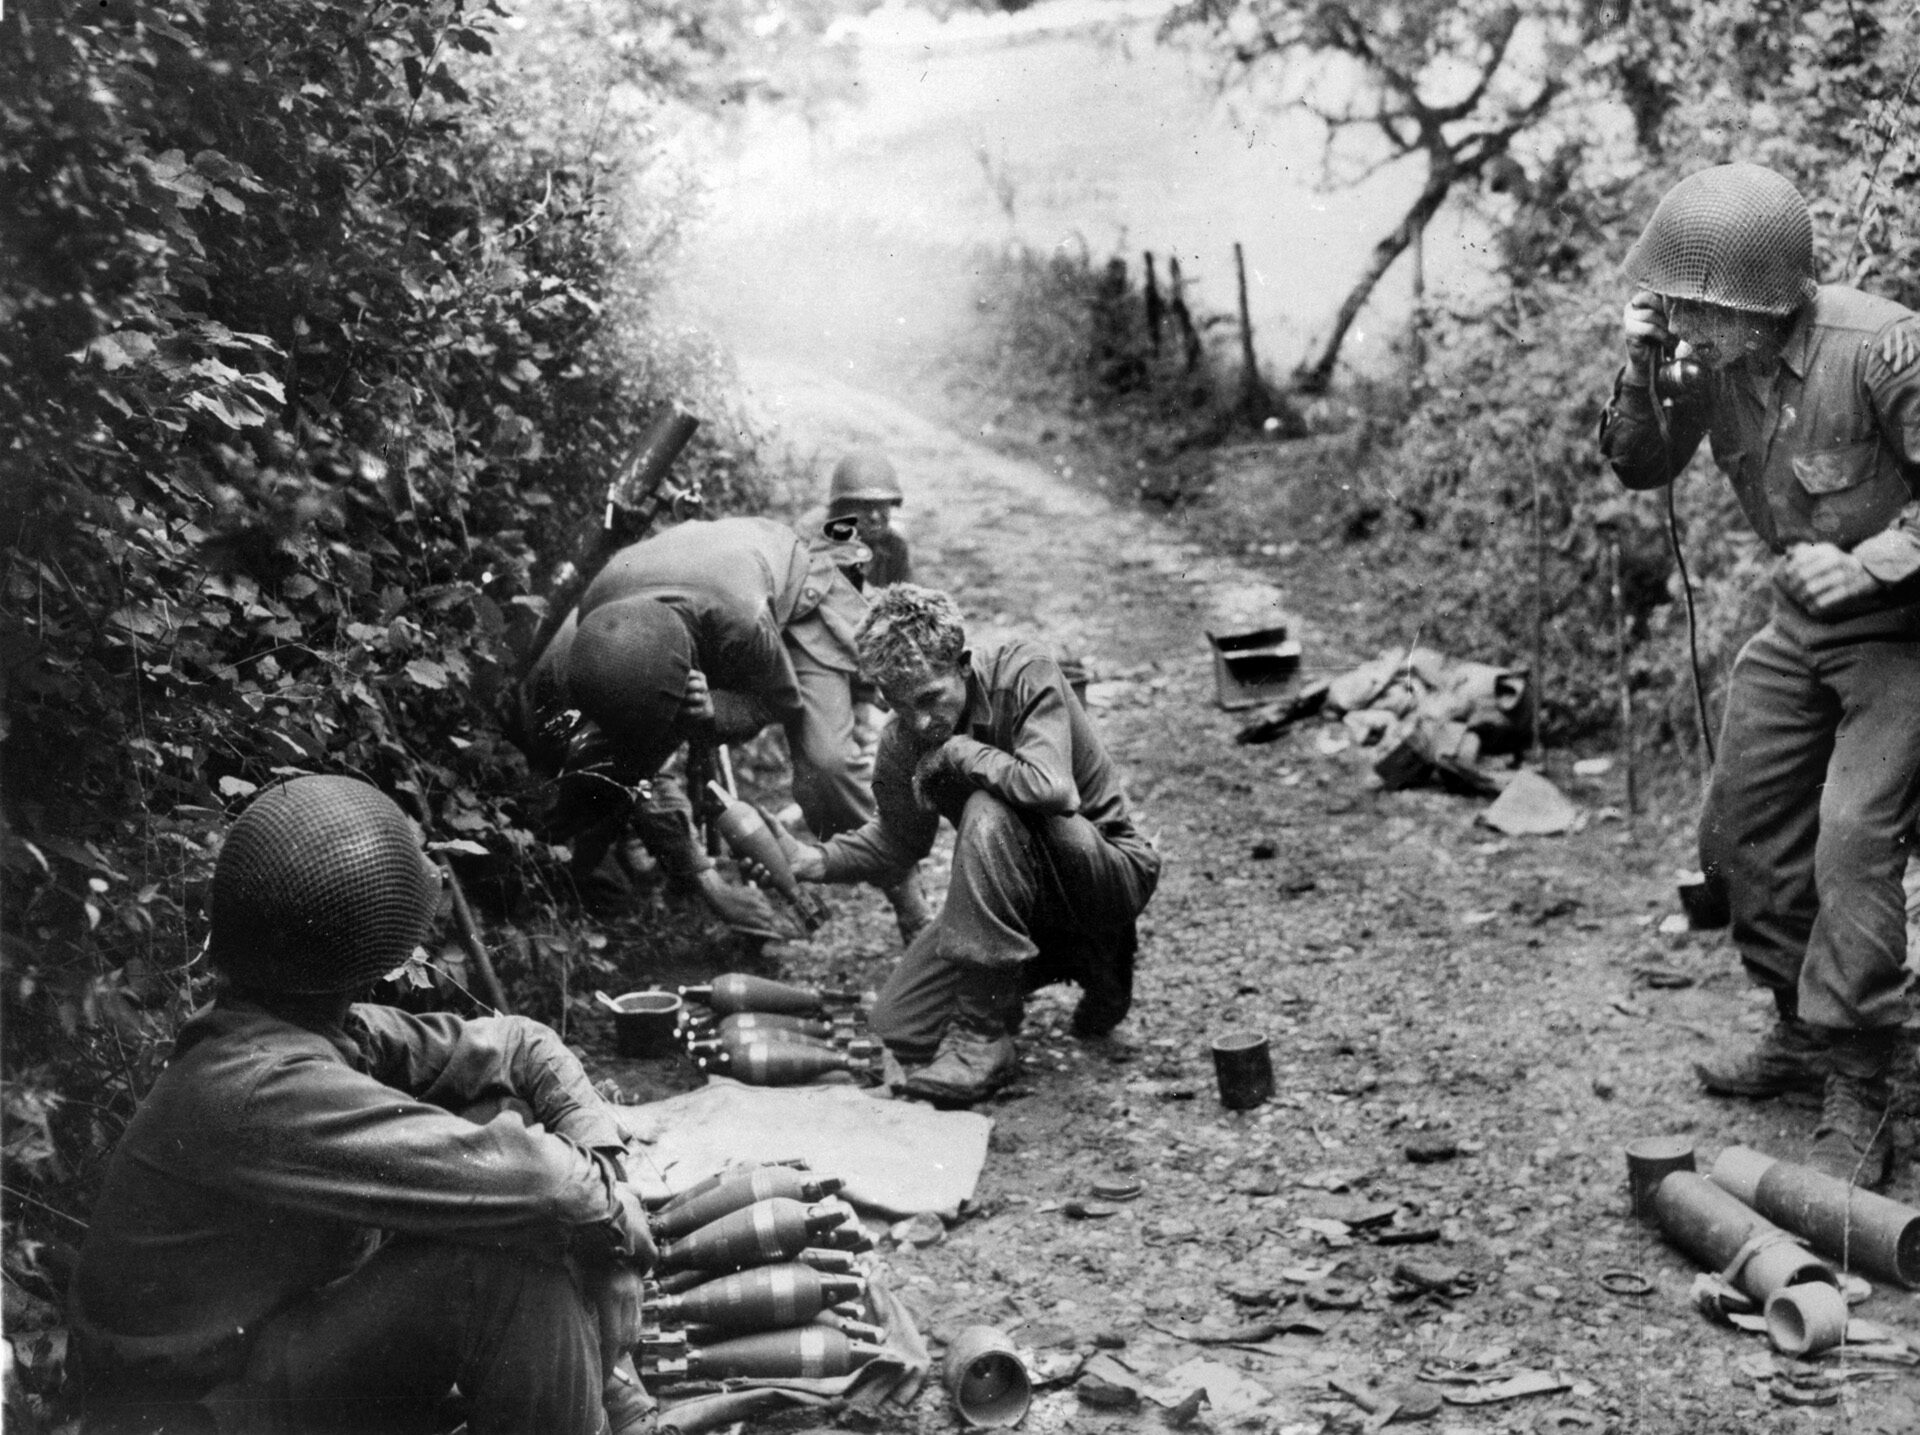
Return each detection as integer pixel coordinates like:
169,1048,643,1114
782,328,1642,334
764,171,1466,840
1651,1171,1837,1302
1765,1281,1850,1356
943,1325,1031,1428
1709,1144,1920,1288
1211,1031,1275,1110
1625,1135,1696,1220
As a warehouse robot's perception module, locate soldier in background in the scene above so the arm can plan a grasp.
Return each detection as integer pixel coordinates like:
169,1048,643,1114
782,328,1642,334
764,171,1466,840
1598,162,1920,1187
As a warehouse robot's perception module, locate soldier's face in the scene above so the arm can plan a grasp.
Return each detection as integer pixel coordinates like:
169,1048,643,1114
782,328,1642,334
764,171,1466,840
880,661,968,748
1667,299,1783,371
838,501,895,543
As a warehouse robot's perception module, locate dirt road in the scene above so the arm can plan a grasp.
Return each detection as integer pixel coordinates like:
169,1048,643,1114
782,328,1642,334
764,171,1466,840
725,355,1920,1433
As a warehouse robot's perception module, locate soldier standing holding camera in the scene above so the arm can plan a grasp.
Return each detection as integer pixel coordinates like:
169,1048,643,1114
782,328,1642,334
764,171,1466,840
1598,162,1920,1188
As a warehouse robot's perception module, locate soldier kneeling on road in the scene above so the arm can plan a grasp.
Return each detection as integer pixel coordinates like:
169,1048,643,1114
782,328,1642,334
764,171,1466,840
71,776,656,1435
758,585,1162,1106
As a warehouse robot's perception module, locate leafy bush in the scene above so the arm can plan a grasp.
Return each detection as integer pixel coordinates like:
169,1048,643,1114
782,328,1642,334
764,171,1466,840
0,2,816,1399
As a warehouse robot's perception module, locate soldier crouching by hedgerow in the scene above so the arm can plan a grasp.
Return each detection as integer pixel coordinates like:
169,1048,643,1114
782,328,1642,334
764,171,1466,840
70,776,657,1434
525,514,932,944
1598,162,1920,1188
756,584,1162,1106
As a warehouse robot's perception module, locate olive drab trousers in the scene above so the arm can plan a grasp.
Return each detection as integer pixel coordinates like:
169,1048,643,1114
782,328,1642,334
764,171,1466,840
871,790,1159,1056
1701,618,1920,1032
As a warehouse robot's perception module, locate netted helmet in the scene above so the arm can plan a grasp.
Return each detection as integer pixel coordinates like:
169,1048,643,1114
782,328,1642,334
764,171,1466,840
210,776,438,995
566,595,691,777
828,451,903,508
1623,163,1817,315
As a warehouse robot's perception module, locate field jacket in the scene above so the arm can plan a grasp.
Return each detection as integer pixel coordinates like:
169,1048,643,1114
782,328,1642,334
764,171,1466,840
578,516,867,724
1599,284,1920,644
72,999,643,1386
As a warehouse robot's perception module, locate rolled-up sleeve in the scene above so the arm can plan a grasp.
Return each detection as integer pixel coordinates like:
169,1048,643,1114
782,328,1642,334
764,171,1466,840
942,663,1078,815
819,730,937,883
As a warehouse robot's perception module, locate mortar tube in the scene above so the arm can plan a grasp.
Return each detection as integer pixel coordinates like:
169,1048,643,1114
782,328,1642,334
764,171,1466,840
1650,1171,1838,1302
1709,1144,1920,1288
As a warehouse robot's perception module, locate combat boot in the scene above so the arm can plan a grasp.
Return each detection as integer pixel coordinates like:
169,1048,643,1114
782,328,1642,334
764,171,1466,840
901,1016,1017,1107
1694,992,1828,1098
1808,1071,1895,1190
1070,922,1137,1041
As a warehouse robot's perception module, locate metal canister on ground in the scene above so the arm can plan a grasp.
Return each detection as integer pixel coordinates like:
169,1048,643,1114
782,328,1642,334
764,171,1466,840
1211,1031,1274,1110
612,990,685,1059
943,1325,1031,1428
1625,1135,1696,1220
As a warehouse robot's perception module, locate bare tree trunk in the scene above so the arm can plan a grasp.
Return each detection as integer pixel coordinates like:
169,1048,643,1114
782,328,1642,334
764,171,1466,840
1236,242,1306,435
1293,169,1452,395
1235,241,1261,414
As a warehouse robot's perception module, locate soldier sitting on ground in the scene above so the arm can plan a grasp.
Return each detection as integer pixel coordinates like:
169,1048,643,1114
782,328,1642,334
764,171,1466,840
71,775,656,1435
762,584,1162,1106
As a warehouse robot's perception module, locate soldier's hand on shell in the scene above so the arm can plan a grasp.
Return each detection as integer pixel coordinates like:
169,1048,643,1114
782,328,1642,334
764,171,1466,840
739,844,826,886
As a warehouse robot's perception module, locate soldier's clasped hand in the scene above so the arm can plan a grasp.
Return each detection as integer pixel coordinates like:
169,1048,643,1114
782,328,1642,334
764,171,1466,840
1780,542,1884,616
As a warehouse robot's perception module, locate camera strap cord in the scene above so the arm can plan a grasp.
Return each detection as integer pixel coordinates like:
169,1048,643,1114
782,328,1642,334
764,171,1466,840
1646,347,1718,768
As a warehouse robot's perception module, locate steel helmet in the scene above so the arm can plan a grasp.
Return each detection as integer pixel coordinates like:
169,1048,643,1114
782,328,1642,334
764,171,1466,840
209,775,439,995
828,451,903,507
565,595,691,777
1623,163,1818,315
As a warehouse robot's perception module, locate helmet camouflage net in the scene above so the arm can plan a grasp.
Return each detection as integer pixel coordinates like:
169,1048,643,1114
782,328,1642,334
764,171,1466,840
209,775,438,995
828,451,903,507
1623,163,1817,315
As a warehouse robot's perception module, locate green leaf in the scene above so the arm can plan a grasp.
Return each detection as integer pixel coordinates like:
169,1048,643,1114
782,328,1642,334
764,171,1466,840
404,657,449,689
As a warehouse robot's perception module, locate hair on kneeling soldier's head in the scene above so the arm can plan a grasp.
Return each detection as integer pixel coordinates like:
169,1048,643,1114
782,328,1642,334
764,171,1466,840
856,584,966,688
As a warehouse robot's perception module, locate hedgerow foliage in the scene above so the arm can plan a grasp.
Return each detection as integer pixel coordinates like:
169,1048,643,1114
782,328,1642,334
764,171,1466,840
0,0,834,1386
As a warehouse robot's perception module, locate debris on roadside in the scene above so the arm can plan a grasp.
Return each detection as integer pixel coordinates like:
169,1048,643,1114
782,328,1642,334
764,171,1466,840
1329,1372,1444,1427
1228,645,1565,812
1207,625,1303,710
1478,770,1578,836
1389,1258,1475,1300
1076,1373,1142,1410
1234,679,1329,743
